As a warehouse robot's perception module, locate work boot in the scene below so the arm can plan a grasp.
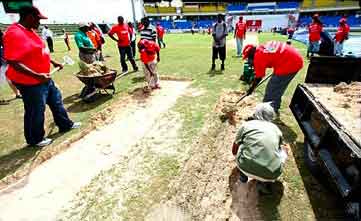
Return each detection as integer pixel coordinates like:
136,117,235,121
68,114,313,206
221,63,225,71
256,181,272,195
239,171,248,183
211,63,215,70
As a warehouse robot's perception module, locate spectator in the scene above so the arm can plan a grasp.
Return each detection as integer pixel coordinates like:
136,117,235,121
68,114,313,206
138,39,161,90
243,41,304,114
75,23,96,64
307,14,323,58
334,18,350,56
232,102,288,194
234,16,247,57
211,14,228,71
128,22,137,58
62,29,71,51
108,16,138,74
156,22,166,48
89,22,105,61
3,6,80,147
287,27,295,40
42,25,54,53
140,17,157,42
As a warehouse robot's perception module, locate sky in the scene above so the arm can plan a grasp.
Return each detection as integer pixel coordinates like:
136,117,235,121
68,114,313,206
0,0,144,24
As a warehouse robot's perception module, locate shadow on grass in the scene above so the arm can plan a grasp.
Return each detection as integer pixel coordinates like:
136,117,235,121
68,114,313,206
275,118,345,219
0,146,40,180
131,76,145,84
228,167,283,220
66,94,112,113
128,87,151,103
63,94,80,104
207,69,223,78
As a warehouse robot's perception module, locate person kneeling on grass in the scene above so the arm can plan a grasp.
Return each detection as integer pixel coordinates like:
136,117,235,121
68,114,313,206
138,39,161,91
232,103,289,194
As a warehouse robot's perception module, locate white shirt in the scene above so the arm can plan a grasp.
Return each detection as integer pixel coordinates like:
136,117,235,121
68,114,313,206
42,28,53,40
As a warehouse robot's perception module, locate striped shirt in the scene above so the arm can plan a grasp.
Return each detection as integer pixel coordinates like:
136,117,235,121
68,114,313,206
140,25,157,42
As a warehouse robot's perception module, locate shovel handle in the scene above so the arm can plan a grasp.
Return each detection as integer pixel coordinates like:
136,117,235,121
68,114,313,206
49,62,66,75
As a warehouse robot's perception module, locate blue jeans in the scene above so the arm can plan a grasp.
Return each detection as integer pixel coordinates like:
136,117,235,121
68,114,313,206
263,73,296,112
236,37,244,56
308,41,320,55
15,80,73,145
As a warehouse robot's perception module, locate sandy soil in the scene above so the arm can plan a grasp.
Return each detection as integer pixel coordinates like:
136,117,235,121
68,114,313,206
148,91,269,221
0,81,190,221
306,82,361,145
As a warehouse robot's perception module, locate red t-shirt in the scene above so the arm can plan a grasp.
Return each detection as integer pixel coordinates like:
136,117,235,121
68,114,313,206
254,41,304,78
140,41,160,64
108,24,131,47
308,22,323,42
335,24,350,42
4,23,51,85
235,21,247,39
156,26,165,38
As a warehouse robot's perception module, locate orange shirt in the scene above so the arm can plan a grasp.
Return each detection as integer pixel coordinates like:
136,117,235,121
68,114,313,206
140,41,160,64
235,21,247,39
108,24,131,47
308,22,323,42
4,23,51,85
87,30,100,48
254,41,303,78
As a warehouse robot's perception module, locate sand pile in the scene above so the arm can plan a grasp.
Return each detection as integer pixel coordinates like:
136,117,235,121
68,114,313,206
307,82,361,145
77,61,111,77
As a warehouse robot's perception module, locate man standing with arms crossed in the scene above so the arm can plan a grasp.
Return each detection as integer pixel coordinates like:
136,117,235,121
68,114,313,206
234,16,247,57
108,16,138,74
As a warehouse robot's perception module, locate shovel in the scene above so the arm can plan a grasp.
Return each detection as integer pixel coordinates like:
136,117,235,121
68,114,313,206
50,55,75,75
235,73,272,104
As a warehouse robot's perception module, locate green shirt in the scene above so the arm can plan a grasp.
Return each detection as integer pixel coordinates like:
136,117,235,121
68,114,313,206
74,31,94,49
235,120,283,180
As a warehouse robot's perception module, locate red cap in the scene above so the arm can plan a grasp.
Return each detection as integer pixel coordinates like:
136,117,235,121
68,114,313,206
339,18,347,23
19,6,48,19
242,44,255,60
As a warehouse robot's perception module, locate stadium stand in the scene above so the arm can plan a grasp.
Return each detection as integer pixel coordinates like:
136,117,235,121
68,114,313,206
200,4,218,13
314,0,337,8
182,5,200,13
277,2,300,9
158,7,177,14
302,0,313,8
145,6,158,14
337,0,359,7
227,3,247,12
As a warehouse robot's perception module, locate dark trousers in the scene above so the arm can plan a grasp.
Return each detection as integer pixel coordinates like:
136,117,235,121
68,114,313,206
263,73,296,112
46,37,54,52
118,46,137,72
15,80,73,145
158,38,166,48
130,41,136,58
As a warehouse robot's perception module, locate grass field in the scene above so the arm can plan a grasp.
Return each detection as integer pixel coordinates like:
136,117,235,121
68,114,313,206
0,32,343,219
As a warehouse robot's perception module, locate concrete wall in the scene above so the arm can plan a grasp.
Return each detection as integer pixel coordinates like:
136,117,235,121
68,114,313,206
0,0,144,24
233,14,299,31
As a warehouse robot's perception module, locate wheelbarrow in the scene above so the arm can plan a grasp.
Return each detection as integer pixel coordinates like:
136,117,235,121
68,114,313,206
75,70,117,102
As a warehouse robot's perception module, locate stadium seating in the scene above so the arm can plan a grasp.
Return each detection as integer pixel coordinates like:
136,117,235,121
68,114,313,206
145,6,158,14
314,0,337,8
302,0,313,8
277,2,300,9
200,5,217,13
337,0,359,7
182,6,200,13
227,4,247,12
158,7,177,14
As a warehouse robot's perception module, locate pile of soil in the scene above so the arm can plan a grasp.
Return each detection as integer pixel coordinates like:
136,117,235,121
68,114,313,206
307,82,361,145
77,61,111,77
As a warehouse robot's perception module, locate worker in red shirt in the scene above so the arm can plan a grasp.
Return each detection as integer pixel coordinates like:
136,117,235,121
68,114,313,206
243,41,304,113
3,6,80,147
156,22,166,48
108,16,138,74
334,18,350,56
307,14,323,58
234,16,247,57
138,39,161,90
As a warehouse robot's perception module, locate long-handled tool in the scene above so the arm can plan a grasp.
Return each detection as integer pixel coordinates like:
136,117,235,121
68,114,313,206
235,73,273,105
50,55,75,75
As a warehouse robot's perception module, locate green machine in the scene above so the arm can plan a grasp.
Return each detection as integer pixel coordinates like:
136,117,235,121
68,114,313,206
240,61,255,84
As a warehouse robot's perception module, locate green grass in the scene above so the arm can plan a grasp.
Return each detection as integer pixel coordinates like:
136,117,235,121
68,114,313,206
0,32,342,220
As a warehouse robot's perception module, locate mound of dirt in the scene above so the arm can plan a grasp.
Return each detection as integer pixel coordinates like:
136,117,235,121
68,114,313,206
307,82,361,145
